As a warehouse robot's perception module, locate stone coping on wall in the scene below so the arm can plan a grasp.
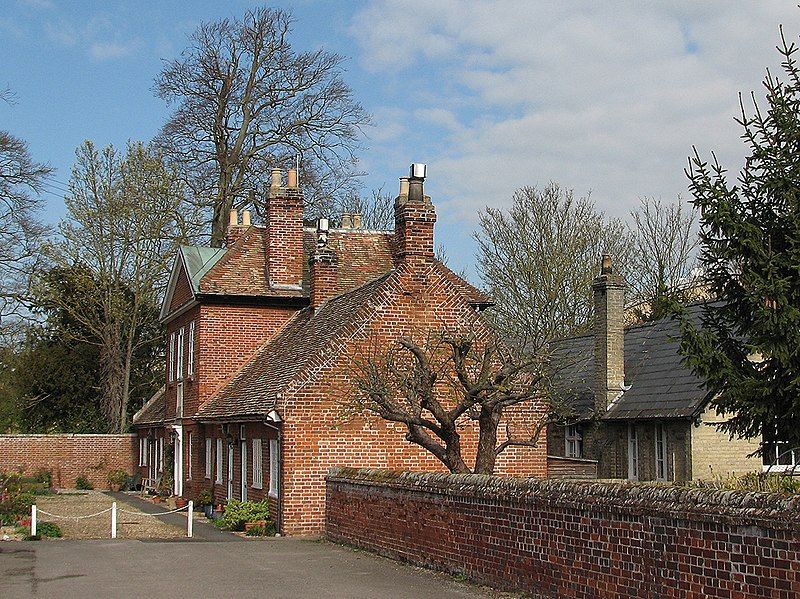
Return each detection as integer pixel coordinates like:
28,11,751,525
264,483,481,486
327,467,800,532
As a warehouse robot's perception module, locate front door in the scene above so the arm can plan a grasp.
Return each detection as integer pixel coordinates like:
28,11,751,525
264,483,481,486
173,426,183,496
227,443,234,500
240,440,248,501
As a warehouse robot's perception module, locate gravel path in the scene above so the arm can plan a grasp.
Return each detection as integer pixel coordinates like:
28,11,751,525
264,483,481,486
34,491,184,540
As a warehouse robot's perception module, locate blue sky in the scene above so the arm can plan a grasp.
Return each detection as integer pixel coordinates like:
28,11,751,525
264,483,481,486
3,1,800,281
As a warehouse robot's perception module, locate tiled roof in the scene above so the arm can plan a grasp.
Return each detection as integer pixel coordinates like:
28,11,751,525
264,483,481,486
196,273,392,420
548,303,712,421
132,386,166,426
199,228,275,296
301,229,396,295
179,226,489,306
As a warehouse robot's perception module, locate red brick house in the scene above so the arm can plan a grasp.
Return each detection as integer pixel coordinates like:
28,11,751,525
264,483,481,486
133,166,548,535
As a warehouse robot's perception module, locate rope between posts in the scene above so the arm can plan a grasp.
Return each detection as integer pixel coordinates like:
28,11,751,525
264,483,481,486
36,507,113,520
118,506,189,516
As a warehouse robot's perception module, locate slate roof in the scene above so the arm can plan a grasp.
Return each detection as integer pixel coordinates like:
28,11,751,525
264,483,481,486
196,273,392,420
132,386,166,426
548,303,712,421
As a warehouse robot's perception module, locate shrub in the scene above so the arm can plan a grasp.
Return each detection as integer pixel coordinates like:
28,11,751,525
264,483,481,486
245,522,275,537
34,470,52,488
196,489,213,507
107,470,127,486
75,476,93,490
0,476,34,526
220,500,271,532
36,521,62,538
682,472,800,495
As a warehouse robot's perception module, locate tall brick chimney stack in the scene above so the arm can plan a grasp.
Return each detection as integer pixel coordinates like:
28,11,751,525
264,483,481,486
592,254,626,413
266,168,304,290
309,218,338,309
394,164,436,274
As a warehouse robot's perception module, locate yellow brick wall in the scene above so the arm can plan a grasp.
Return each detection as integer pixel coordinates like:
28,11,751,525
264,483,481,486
690,405,760,480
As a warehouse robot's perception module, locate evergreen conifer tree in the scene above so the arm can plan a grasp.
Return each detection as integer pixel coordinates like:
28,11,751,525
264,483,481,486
678,27,800,457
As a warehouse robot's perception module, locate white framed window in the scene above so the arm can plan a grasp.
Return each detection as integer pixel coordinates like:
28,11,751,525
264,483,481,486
138,438,145,466
215,438,223,484
187,432,193,480
761,440,799,472
169,331,176,382
252,439,263,489
565,425,583,458
176,327,185,381
176,382,184,418
655,423,667,481
158,437,164,473
205,438,212,479
269,439,279,497
627,424,638,481
187,320,196,376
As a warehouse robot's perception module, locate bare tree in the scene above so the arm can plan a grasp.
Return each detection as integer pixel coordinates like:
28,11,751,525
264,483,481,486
474,183,633,350
347,328,565,475
38,141,189,431
155,7,369,246
626,197,699,319
335,186,395,230
0,126,51,340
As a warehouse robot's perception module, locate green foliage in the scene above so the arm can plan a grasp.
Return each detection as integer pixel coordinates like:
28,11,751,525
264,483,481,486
36,521,62,538
220,500,271,532
683,472,800,495
0,474,35,525
245,522,275,537
75,476,93,490
678,28,800,449
107,469,127,485
33,469,52,487
196,489,213,507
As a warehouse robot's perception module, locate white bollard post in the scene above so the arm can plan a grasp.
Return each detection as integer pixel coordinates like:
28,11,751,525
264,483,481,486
31,505,37,537
187,501,193,538
111,502,117,539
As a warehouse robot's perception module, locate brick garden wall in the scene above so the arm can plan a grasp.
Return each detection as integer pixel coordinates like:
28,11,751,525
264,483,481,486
0,434,137,489
326,468,800,599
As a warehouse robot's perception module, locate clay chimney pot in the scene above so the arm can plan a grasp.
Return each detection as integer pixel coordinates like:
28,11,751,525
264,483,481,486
270,168,282,188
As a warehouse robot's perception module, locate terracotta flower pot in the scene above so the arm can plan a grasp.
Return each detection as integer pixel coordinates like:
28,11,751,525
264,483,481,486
176,498,188,509
109,483,121,492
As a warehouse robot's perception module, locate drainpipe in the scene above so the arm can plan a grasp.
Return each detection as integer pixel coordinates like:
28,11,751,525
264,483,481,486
262,417,283,535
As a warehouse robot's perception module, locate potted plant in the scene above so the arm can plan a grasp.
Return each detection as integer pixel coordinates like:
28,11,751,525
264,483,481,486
175,497,187,509
197,489,214,518
107,470,127,493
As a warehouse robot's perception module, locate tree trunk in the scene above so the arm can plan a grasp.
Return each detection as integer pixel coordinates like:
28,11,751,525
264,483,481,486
443,426,471,474
474,407,502,475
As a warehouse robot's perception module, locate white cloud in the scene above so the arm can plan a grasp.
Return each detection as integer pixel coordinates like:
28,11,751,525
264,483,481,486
90,40,138,60
42,14,139,61
352,1,800,224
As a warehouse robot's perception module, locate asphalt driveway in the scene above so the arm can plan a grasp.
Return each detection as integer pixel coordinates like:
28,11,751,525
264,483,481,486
0,537,497,598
